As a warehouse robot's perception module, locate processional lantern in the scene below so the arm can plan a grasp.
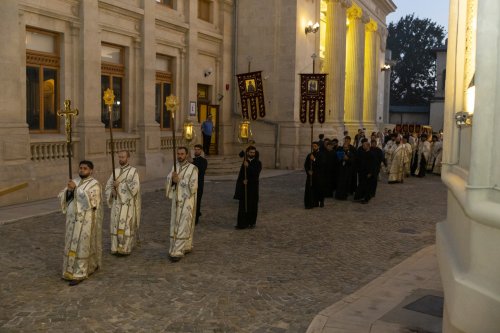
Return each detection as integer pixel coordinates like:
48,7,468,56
165,94,179,172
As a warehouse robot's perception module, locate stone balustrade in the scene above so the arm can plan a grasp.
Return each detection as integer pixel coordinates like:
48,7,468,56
106,136,140,155
160,136,183,150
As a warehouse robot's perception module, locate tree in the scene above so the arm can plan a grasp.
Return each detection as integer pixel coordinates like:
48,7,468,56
387,14,446,105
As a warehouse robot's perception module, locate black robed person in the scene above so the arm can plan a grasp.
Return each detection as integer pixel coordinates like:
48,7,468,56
335,136,357,200
304,142,325,209
353,139,378,204
234,146,262,229
192,144,208,225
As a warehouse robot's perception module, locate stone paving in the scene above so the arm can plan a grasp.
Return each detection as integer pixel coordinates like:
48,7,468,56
0,172,446,333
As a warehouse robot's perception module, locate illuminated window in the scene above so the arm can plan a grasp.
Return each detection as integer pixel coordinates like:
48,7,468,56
155,55,173,129
101,44,124,129
26,28,59,132
198,0,212,22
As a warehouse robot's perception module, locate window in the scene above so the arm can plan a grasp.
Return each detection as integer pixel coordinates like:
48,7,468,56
26,29,59,132
198,0,212,22
101,44,124,129
156,0,173,8
155,55,173,129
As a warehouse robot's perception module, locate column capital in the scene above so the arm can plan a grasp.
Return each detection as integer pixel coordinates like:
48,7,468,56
347,5,362,20
365,19,378,32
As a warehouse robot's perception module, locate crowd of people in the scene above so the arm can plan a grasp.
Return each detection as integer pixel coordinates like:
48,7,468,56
304,128,443,208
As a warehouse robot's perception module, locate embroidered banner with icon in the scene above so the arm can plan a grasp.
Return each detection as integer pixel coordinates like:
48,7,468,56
236,71,266,120
300,74,327,124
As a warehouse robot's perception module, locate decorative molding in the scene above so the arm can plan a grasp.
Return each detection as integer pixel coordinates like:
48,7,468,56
365,18,378,32
26,52,60,67
156,71,172,82
101,63,125,75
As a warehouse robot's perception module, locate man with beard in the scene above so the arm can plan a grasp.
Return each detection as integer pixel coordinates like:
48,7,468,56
354,139,377,204
335,136,357,200
58,160,103,286
192,144,208,225
105,150,141,256
166,147,198,262
234,145,262,229
304,142,324,208
415,134,431,177
370,139,386,197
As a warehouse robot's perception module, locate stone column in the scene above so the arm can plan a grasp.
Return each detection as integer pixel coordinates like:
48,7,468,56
78,0,107,161
0,1,30,206
343,5,366,132
362,19,379,131
323,0,351,127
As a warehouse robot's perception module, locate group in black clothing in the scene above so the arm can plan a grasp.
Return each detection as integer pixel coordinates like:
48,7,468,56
304,135,386,208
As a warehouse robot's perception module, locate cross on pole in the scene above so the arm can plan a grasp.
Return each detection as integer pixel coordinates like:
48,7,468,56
57,100,79,179
166,95,179,173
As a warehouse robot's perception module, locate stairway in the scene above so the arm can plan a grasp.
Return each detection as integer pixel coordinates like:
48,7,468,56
204,154,242,176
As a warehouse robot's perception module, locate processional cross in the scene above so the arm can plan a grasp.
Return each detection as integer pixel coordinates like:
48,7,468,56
57,100,79,179
103,88,117,180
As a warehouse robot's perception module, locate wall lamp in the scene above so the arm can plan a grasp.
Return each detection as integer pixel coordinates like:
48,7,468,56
305,21,320,35
455,74,475,127
381,64,391,72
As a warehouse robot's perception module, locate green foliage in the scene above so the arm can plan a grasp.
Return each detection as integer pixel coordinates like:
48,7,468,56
387,14,446,105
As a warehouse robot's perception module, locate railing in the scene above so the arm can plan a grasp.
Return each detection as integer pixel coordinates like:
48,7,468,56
31,141,72,161
106,136,139,155
160,136,184,150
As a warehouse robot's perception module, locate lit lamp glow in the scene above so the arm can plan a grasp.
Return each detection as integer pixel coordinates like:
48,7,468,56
238,119,251,142
305,21,320,35
183,121,194,142
165,95,178,115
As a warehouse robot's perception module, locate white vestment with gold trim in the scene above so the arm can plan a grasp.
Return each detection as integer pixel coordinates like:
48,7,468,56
58,177,103,281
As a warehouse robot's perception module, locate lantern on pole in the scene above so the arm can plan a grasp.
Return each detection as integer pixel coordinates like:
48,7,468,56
165,95,179,172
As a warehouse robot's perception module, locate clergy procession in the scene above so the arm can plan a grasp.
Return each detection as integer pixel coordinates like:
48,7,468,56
304,128,444,208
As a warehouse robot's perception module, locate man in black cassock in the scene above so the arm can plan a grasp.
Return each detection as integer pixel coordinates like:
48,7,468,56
335,136,357,200
192,144,208,225
323,141,338,198
234,146,262,229
304,142,325,209
369,139,386,197
354,139,378,204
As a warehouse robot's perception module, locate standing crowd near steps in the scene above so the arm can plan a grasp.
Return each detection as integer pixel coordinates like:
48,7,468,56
304,129,443,208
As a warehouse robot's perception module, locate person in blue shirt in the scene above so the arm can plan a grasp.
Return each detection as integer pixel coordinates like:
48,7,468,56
201,114,214,155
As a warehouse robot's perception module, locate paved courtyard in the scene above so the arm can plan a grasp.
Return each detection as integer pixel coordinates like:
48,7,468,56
0,172,446,333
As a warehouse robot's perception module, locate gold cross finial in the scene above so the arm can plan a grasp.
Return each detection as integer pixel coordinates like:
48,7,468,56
103,88,115,106
57,99,79,143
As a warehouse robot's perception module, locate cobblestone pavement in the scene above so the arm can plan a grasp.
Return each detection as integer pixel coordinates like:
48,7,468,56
0,172,446,333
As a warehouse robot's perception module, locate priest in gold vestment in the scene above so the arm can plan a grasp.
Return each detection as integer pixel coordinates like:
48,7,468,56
58,160,103,286
105,150,141,255
166,147,198,262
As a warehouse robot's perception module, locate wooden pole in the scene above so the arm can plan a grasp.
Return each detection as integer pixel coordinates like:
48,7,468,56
108,104,116,181
103,89,117,180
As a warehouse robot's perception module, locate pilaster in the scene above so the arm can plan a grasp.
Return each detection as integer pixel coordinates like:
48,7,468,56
362,19,379,131
324,0,350,128
343,4,365,131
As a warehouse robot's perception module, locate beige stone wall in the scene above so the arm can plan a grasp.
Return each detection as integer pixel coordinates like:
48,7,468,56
0,0,233,206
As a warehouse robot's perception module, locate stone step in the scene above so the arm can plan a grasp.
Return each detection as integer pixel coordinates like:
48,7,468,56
204,155,242,175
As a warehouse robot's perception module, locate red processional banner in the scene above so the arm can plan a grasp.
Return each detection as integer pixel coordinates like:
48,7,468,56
236,71,266,120
299,74,327,124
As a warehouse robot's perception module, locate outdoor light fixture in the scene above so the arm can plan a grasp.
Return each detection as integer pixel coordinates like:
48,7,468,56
305,21,320,35
455,74,475,128
183,121,194,142
238,119,251,143
381,64,391,71
455,111,473,127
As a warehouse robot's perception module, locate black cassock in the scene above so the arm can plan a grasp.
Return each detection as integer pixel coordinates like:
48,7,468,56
335,145,357,200
323,149,338,198
234,157,262,228
192,155,208,225
304,151,324,209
